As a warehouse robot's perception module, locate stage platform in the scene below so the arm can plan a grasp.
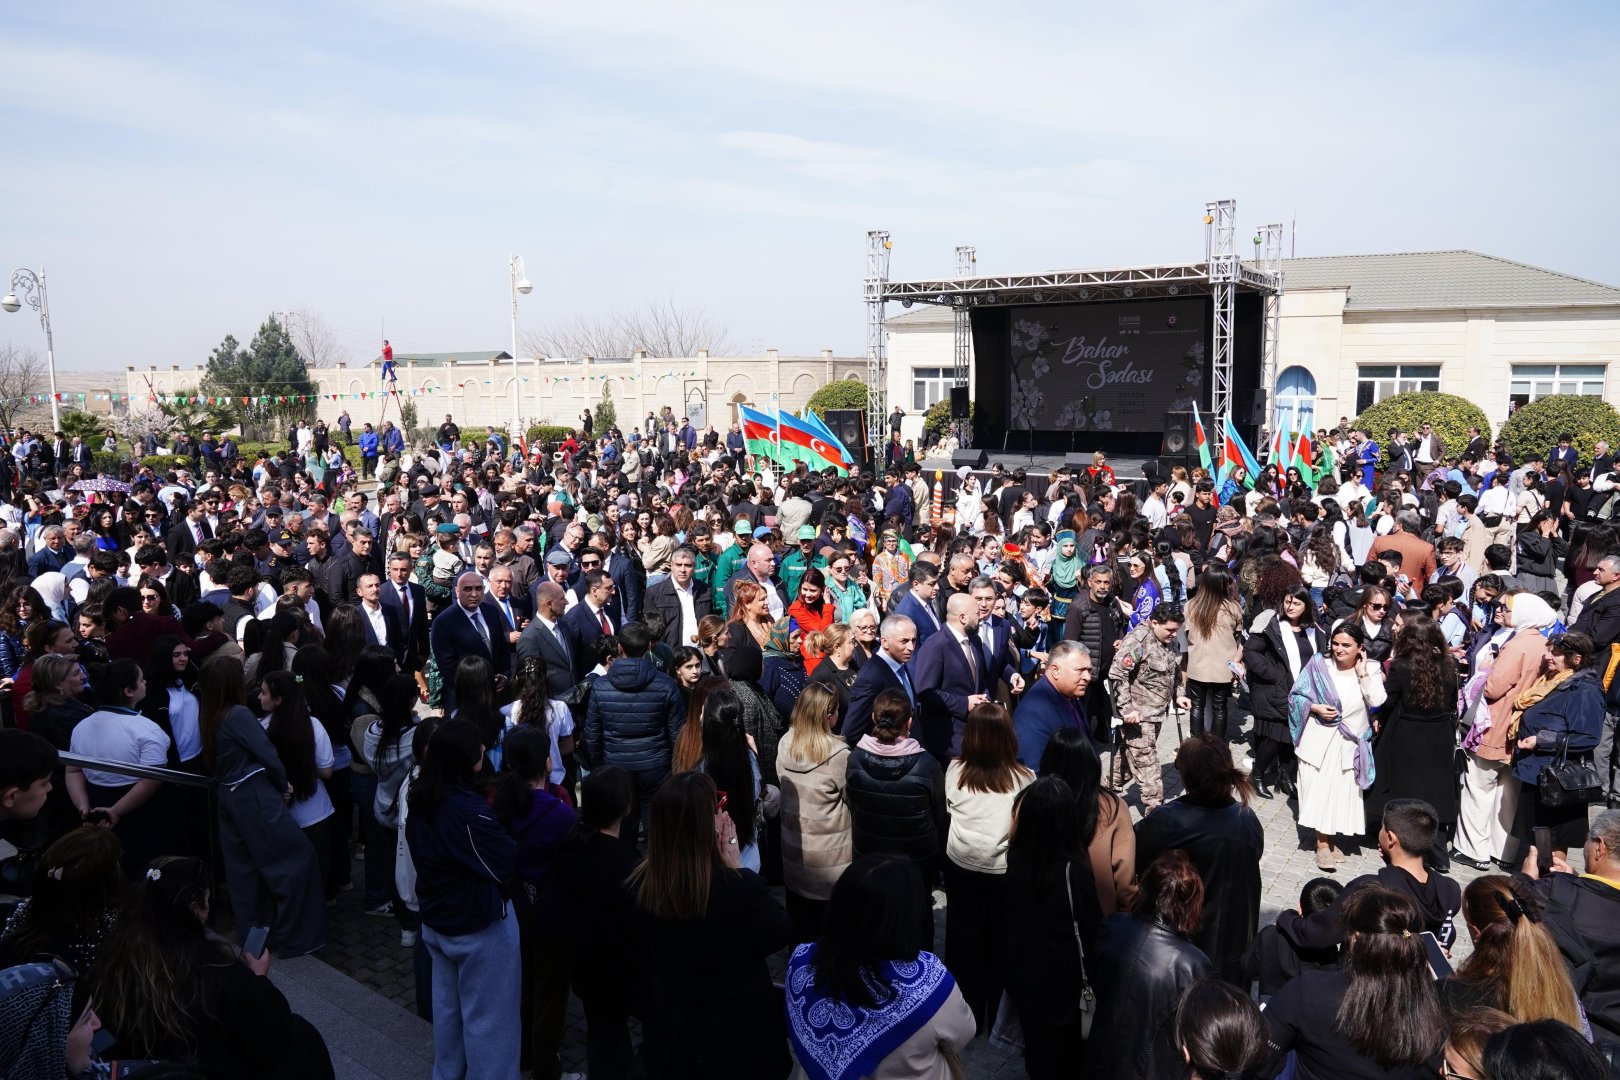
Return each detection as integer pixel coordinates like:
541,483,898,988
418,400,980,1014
920,451,1155,483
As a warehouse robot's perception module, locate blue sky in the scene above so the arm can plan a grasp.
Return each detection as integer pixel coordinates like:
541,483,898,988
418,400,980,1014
3,0,1617,371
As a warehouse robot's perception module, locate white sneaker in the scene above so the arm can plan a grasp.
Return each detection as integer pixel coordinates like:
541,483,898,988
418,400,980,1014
400,929,418,947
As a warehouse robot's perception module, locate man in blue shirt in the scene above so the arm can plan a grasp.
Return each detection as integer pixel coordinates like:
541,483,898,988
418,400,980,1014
1355,429,1380,488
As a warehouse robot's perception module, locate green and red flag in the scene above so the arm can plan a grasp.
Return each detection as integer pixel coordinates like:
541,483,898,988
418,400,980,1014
1191,402,1214,472
738,403,786,464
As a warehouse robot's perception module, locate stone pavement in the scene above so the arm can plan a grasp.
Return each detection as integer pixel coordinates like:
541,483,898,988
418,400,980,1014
306,711,1588,1079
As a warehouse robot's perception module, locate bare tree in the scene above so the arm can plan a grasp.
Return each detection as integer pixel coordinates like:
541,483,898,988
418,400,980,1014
287,309,347,368
0,343,46,435
523,298,737,359
108,402,167,448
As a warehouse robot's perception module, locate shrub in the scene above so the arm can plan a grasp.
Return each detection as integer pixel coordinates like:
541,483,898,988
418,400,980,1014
807,380,870,414
527,425,575,445
1352,392,1491,467
1498,395,1620,469
137,454,196,474
923,397,973,440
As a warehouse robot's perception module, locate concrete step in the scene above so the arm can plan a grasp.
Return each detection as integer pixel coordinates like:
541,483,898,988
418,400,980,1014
269,954,434,1080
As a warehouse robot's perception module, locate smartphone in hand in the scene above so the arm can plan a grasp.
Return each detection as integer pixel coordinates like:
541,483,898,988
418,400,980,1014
244,925,270,960
1533,827,1554,876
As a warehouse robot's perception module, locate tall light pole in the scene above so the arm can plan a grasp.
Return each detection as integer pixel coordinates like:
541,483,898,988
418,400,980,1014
508,254,533,452
2,267,63,431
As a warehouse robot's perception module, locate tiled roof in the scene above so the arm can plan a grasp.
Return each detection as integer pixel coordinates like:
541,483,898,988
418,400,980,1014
1280,251,1620,310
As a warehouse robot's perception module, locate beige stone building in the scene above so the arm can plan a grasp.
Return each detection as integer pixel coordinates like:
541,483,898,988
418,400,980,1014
126,348,865,435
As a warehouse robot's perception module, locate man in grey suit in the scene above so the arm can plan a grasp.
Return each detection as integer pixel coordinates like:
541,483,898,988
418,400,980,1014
516,580,577,696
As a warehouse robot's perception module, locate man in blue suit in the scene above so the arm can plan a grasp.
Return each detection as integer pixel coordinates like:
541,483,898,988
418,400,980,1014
1012,640,1094,767
968,576,1026,699
561,569,618,683
892,562,943,646
911,593,990,762
381,552,429,675
843,614,918,745
1550,432,1580,476
429,572,511,712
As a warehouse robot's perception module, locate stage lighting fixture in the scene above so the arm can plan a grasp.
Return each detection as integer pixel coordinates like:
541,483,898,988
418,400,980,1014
986,293,998,303
1168,285,1179,295
1078,289,1091,300
901,299,912,308
1031,291,1044,303
1123,287,1134,298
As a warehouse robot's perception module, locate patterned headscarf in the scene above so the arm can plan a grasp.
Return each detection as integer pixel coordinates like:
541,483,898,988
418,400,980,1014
765,616,800,661
1050,529,1084,589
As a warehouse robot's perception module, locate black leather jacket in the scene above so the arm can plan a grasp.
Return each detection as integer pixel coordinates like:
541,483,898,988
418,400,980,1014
844,741,945,866
1085,914,1212,1080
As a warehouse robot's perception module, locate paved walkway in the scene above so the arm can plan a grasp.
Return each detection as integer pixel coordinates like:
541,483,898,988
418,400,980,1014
304,712,1588,1079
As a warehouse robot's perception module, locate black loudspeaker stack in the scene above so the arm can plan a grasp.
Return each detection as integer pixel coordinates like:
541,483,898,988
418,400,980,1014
1238,388,1268,426
949,386,970,419
1161,411,1195,469
951,449,988,470
823,409,868,468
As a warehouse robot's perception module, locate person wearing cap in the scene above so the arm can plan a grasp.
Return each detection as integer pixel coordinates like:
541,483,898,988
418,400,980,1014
779,524,827,602
711,519,753,617
418,521,466,619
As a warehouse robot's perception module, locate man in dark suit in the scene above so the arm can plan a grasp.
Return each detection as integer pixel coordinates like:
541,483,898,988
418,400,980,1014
644,546,711,650
893,562,943,646
1590,439,1615,483
1013,641,1094,767
1549,433,1580,476
969,576,1026,699
353,572,408,668
561,569,618,683
911,594,990,762
484,564,531,668
516,581,577,695
843,614,918,745
166,500,211,565
429,572,512,713
1465,426,1490,467
382,552,429,674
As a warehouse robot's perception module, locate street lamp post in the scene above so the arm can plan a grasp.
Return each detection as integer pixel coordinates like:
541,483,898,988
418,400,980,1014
2,267,63,431
508,254,533,455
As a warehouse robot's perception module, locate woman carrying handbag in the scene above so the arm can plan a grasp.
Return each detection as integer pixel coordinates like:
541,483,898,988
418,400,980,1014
1508,631,1605,863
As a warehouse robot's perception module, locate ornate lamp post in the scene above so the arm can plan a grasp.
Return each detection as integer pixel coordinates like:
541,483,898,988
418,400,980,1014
1,267,63,430
508,254,533,452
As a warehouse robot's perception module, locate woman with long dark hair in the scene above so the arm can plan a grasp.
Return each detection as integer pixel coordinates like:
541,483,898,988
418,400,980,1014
785,854,975,1079
492,724,578,1079
1038,725,1136,914
943,701,1034,1031
1084,850,1212,1080
632,771,794,1079
259,668,337,900
0,825,124,975
1263,886,1447,1079
694,684,763,873
1173,978,1269,1080
291,644,354,898
0,583,44,680
140,635,201,769
787,567,834,659
85,855,335,1077
1245,583,1322,799
449,653,505,750
406,719,521,1080
1003,776,1104,1079
243,609,301,688
1182,565,1243,740
346,645,399,915
1123,549,1162,630
1368,616,1460,862
713,634,786,783
507,655,575,789
196,653,325,958
1342,584,1395,662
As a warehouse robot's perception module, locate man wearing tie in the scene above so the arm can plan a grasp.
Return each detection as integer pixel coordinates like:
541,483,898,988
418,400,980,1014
911,594,992,762
354,572,407,668
968,576,1026,702
167,499,212,565
383,553,429,699
893,562,944,646
516,581,576,696
429,572,511,713
844,615,918,745
561,569,618,683
486,565,531,654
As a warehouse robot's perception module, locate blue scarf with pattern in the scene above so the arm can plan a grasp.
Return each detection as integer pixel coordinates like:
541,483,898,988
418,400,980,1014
786,944,955,1080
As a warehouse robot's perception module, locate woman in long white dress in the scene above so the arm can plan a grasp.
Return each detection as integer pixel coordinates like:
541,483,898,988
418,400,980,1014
1287,622,1386,872
954,467,983,535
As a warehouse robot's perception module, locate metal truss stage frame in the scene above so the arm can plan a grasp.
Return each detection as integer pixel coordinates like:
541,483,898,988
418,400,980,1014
862,200,1285,455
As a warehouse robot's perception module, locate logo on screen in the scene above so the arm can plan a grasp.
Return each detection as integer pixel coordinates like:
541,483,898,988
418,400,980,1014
1166,315,1178,327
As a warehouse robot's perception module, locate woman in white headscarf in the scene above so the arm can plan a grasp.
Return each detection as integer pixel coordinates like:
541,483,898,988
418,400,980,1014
954,466,982,535
30,571,69,624
1454,592,1559,870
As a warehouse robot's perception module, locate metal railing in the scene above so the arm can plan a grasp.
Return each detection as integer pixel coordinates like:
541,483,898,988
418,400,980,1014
58,752,219,790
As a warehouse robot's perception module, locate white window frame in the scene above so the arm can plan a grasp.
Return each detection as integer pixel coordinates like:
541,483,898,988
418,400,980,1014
1355,363,1441,412
1508,362,1606,408
912,367,953,411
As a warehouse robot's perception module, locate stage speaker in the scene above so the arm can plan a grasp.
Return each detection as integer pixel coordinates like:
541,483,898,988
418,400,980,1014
949,386,970,419
824,410,867,454
951,449,988,470
1239,388,1268,426
1064,452,1093,472
1161,412,1195,466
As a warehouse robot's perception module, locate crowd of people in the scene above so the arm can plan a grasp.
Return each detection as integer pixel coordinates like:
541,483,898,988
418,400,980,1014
0,406,1618,1080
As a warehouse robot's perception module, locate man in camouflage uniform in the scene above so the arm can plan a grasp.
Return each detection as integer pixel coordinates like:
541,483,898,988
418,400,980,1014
1106,603,1189,812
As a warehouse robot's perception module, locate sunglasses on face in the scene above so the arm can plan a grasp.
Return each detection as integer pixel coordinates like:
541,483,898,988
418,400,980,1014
1368,603,1388,611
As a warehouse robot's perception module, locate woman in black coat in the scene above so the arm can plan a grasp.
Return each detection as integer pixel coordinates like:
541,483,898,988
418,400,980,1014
1134,735,1263,986
1367,618,1459,854
1242,585,1323,799
1002,776,1103,1080
844,690,946,874
1085,849,1213,1080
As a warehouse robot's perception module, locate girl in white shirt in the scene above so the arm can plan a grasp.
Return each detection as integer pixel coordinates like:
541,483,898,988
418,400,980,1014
259,670,336,897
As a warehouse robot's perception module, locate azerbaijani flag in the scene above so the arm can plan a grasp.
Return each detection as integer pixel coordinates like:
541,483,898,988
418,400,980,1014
1191,403,1213,472
1221,416,1262,485
1270,412,1289,467
801,410,853,466
738,404,785,464
778,411,851,475
1290,427,1316,485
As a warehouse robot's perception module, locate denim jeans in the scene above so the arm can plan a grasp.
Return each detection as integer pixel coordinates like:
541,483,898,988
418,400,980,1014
424,905,522,1080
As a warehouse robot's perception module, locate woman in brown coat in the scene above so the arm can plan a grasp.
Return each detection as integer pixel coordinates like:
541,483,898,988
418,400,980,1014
1039,724,1136,914
1455,593,1554,869
775,682,853,939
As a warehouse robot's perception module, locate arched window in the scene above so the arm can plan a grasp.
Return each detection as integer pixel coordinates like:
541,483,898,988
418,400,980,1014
1273,365,1317,432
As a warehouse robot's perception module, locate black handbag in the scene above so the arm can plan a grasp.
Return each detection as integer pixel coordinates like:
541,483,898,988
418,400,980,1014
1538,737,1603,808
